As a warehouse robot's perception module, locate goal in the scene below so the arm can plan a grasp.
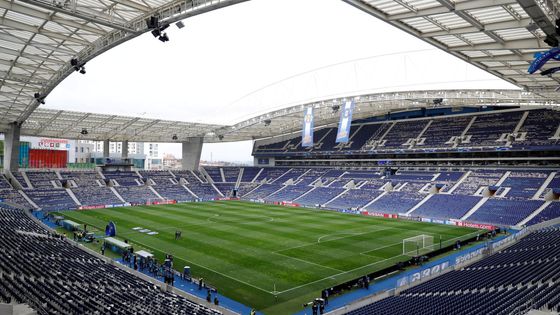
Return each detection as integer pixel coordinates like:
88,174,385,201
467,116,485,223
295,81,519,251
402,235,435,256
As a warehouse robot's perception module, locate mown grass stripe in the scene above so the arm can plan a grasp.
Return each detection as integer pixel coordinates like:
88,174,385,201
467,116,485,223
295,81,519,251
55,201,481,315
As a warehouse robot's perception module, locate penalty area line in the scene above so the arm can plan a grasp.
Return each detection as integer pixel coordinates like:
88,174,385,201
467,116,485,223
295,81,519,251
275,254,404,295
275,226,395,253
272,251,344,273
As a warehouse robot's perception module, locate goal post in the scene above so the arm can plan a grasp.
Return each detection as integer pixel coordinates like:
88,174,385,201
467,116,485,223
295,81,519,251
402,235,435,256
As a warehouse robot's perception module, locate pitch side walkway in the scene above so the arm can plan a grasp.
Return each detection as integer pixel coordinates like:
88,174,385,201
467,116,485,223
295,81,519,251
294,232,513,315
35,211,256,315
114,258,255,315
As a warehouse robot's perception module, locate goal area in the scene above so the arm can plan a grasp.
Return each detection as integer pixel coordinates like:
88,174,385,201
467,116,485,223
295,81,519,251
402,235,435,256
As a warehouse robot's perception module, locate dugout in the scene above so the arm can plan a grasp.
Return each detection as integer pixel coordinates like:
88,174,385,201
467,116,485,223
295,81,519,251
135,250,154,264
61,220,81,231
104,237,132,254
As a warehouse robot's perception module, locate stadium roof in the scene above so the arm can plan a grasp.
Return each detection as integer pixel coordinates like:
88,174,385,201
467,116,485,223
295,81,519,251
12,89,554,143
21,107,223,142
0,0,247,123
343,0,560,97
1,0,559,143
214,89,559,142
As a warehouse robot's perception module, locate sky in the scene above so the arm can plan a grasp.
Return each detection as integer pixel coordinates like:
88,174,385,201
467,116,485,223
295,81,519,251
45,0,517,163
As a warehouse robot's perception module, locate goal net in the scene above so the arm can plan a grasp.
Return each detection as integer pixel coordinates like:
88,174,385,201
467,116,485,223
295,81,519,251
403,235,435,256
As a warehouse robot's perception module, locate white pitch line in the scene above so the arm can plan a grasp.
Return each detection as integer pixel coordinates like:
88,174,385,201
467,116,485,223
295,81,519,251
359,241,403,257
317,232,361,243
126,237,276,295
275,254,403,295
275,226,395,253
272,251,344,273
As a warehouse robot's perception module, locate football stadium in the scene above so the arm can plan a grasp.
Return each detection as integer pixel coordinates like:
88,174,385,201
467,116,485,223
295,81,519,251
1,0,560,314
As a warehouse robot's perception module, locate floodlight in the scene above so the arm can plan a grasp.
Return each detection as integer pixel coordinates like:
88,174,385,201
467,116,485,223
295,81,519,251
79,67,86,74
158,33,169,42
544,34,558,47
146,16,159,29
160,23,170,31
264,119,271,126
34,93,45,104
176,21,185,29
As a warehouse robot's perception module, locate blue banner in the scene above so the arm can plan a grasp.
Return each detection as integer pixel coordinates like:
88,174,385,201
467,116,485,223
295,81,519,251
335,100,354,143
105,221,117,237
301,107,314,147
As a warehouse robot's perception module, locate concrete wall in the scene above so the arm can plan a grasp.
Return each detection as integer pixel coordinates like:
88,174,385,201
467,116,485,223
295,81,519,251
182,137,203,170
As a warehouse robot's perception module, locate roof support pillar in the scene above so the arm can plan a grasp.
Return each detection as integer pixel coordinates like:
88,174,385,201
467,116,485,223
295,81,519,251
122,140,129,159
181,137,203,171
3,122,21,172
103,140,110,158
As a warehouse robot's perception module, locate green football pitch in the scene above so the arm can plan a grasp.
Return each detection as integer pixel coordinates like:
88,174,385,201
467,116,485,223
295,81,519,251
56,201,480,314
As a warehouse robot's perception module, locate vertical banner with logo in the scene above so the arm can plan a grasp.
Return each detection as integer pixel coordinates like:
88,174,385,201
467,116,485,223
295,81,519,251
302,107,314,147
105,221,117,237
335,100,354,143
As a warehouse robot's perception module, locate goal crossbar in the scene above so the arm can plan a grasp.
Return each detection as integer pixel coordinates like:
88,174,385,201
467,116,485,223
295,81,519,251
402,234,435,257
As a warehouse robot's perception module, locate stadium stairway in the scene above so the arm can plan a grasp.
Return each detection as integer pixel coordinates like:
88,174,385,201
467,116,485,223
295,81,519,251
323,188,351,206
442,171,472,194
148,186,165,200
361,191,388,210
405,194,434,215
460,197,489,221
219,168,226,182
183,185,199,199
517,201,553,227
17,191,39,209
252,168,264,183
210,182,224,197
20,172,33,189
534,172,558,200
198,167,214,184
236,169,243,186
109,187,127,203
239,183,262,198
65,188,82,206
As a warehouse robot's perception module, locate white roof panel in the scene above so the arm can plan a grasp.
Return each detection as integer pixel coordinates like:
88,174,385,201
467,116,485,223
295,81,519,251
0,0,248,131
344,0,560,96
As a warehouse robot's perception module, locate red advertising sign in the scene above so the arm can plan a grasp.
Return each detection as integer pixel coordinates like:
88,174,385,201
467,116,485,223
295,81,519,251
456,221,495,230
146,199,177,205
281,201,300,207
